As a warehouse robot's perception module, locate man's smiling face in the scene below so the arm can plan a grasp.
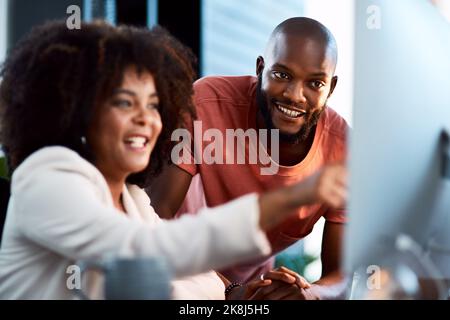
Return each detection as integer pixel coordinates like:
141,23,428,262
256,33,337,144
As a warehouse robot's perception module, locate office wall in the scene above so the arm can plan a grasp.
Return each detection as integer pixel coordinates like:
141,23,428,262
431,0,450,21
158,0,200,73
202,0,304,77
7,0,83,49
0,0,7,66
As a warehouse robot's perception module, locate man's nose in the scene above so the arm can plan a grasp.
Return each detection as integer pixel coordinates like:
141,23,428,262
283,82,307,105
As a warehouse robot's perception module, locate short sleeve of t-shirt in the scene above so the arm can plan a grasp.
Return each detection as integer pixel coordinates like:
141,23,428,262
173,112,198,177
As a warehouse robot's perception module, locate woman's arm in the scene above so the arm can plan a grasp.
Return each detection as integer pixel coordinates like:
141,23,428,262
14,151,346,279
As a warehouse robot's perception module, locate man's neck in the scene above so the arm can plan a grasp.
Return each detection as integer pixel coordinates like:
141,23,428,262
256,111,316,167
278,127,316,166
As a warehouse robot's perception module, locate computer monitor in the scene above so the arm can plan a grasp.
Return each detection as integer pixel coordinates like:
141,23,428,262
345,0,450,285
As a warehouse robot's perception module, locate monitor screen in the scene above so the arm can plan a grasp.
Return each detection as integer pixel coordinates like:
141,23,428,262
345,0,450,286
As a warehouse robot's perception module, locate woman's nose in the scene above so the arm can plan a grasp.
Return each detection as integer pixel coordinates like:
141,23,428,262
133,106,159,126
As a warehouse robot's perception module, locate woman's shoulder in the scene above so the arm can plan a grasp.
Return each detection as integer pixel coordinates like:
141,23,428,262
11,146,103,192
15,146,88,170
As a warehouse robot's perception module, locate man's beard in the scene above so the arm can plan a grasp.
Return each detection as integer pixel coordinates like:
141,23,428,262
256,74,324,144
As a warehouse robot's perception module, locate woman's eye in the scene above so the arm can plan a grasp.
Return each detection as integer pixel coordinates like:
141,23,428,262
310,80,325,89
273,71,290,80
147,103,159,110
112,99,132,108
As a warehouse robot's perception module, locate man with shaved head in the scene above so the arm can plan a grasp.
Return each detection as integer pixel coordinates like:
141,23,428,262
148,17,349,299
258,17,338,145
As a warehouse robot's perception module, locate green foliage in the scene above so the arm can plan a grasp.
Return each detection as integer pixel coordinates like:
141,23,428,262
0,156,9,179
275,252,318,281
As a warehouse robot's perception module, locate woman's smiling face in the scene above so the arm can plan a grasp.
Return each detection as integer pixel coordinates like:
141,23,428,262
87,67,162,181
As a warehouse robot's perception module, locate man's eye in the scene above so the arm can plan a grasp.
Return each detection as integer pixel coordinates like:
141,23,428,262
273,71,290,80
310,80,325,89
112,99,132,108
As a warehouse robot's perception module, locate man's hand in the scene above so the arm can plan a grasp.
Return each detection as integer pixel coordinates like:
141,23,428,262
250,282,322,300
226,266,311,300
264,266,310,288
246,266,314,300
250,273,349,300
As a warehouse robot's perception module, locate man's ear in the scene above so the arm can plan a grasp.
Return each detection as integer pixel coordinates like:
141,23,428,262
256,56,265,76
328,76,338,97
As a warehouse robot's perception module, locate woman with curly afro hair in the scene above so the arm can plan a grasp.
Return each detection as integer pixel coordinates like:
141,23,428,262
0,21,346,299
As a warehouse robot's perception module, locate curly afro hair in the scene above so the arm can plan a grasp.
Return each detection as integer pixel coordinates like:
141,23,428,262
0,20,197,187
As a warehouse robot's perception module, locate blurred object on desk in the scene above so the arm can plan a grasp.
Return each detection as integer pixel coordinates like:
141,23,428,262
349,234,448,300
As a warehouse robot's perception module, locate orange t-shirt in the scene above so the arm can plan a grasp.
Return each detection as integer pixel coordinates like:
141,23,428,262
176,75,348,281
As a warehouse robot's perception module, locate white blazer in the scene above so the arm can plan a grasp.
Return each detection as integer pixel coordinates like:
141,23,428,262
0,147,270,299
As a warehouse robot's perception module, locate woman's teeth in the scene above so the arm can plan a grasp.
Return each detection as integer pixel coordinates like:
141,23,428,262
275,103,304,118
125,136,147,148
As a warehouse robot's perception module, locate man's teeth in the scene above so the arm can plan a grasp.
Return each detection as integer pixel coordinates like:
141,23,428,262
126,137,147,148
275,103,304,118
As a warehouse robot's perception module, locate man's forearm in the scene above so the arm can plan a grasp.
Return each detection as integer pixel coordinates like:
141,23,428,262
311,272,349,299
